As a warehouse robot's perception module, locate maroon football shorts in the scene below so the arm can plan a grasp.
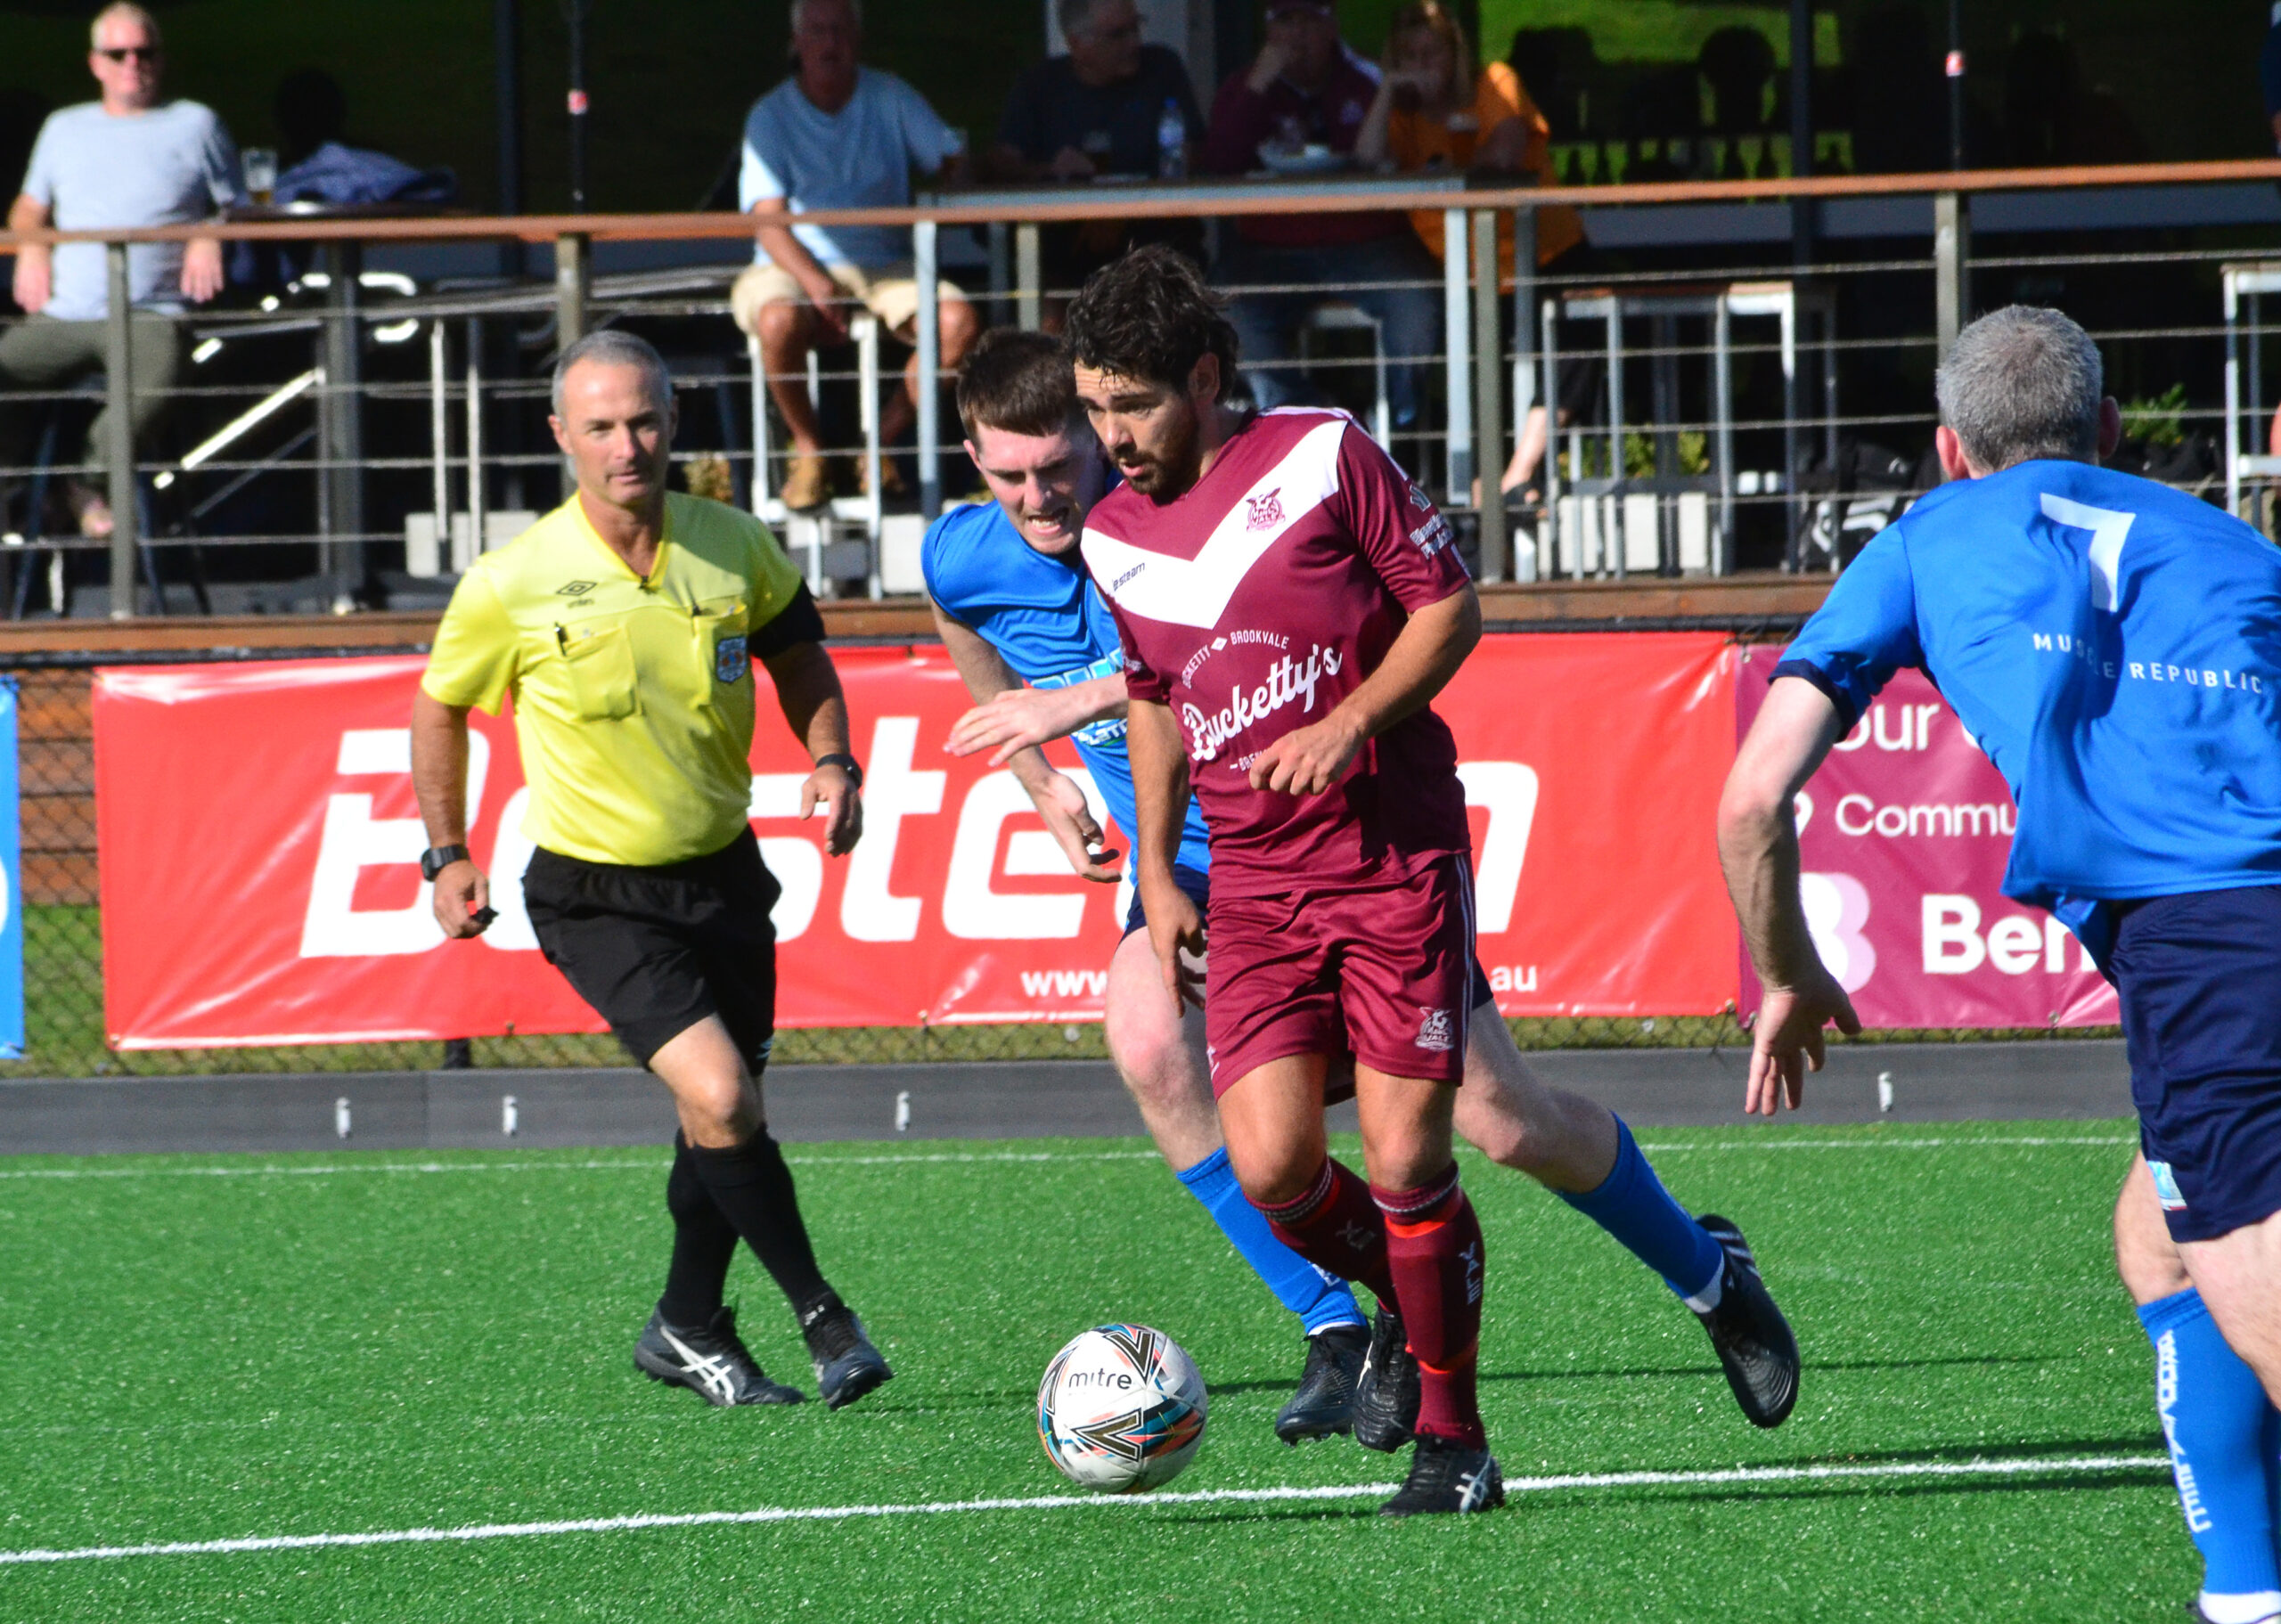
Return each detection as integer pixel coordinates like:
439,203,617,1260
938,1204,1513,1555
1204,853,1476,1099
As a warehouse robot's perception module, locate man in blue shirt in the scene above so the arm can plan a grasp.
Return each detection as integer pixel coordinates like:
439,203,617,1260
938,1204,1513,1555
729,0,979,513
932,328,1798,1451
1722,305,2281,1624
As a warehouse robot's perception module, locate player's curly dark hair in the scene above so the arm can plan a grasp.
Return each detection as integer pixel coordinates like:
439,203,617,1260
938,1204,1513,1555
955,328,1079,441
1063,244,1240,396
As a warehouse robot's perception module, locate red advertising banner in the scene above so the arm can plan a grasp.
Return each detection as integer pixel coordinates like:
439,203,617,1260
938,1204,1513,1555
1733,645,2118,1029
94,633,1741,1049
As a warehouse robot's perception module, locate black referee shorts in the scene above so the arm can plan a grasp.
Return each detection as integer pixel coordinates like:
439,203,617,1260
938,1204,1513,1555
522,828,781,1071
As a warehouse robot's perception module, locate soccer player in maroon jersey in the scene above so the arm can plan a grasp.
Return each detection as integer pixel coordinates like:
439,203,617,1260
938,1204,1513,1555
1066,248,1800,1513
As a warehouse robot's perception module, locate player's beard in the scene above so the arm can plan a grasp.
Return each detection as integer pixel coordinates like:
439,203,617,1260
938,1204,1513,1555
1120,403,1203,501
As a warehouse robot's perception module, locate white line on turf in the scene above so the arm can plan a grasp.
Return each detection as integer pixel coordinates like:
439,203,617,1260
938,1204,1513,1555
0,1138,2131,1181
0,1454,2170,1565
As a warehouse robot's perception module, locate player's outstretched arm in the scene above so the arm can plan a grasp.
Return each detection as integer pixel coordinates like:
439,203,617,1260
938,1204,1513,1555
411,689,491,938
933,604,1119,880
1248,583,1483,796
1128,698,1206,1009
760,641,863,857
1718,676,1861,1115
946,673,1128,765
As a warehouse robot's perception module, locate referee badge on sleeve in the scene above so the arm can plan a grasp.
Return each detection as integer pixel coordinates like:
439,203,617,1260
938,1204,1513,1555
715,635,749,684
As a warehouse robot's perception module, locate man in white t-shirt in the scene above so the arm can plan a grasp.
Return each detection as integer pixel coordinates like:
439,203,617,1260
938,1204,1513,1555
3,3,239,539
730,0,980,512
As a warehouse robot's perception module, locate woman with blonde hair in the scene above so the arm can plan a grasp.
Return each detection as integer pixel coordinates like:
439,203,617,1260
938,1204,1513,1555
1355,0,1589,506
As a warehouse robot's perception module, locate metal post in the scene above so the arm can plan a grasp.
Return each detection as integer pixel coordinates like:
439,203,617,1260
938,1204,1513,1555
1016,223,1042,332
1713,296,1735,575
1650,312,1678,575
1779,290,1802,571
429,318,451,574
1934,191,1970,362
748,332,772,514
103,241,136,618
915,216,942,522
1510,206,1538,582
2226,271,2244,520
494,0,525,279
1442,207,1471,504
1541,297,1562,577
1604,298,1624,578
1469,209,1507,581
464,317,486,569
322,240,364,601
556,232,588,347
986,220,1010,326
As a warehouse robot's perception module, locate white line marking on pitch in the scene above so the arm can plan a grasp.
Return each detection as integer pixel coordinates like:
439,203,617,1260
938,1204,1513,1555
0,1454,2170,1566
0,1138,2131,1182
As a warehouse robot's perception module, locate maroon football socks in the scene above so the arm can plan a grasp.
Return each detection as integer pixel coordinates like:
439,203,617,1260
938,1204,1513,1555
1374,1165,1486,1449
1254,1156,1397,1307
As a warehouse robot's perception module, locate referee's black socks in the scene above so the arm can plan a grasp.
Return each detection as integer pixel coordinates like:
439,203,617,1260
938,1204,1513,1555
658,1132,740,1327
684,1129,837,1323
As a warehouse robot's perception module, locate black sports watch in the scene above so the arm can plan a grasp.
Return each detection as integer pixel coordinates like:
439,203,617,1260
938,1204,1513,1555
420,844,471,882
813,753,863,789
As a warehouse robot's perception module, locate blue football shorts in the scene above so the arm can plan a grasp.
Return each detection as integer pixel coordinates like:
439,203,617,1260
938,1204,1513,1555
2113,885,2281,1244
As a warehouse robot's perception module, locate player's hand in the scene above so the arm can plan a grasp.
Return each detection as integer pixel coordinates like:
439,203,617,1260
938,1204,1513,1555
800,277,851,344
1141,873,1206,1012
11,248,51,314
432,860,492,940
803,763,863,856
946,685,1098,764
1031,770,1121,882
180,237,225,303
1247,714,1363,796
1744,969,1860,1116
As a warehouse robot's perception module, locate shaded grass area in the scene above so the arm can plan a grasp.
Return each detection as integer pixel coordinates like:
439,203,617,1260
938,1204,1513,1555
3,905,2119,1077
0,1120,2185,1620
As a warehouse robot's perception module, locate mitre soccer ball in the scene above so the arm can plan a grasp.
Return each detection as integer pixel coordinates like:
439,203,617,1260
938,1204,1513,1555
1036,1324,1208,1492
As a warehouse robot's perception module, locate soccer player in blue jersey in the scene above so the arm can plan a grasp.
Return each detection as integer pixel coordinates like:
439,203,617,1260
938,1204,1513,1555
928,327,1799,1449
1721,306,2281,1624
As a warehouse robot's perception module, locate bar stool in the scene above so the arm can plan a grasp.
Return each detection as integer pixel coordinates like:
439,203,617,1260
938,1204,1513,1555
1540,280,1836,578
748,313,886,600
2222,262,2281,531
1296,302,1394,451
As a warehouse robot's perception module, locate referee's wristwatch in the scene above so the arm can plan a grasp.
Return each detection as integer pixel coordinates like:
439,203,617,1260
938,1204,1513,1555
420,845,470,882
813,753,863,790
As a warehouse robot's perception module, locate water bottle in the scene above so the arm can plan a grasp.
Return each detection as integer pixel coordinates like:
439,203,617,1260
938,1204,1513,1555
1157,100,1187,181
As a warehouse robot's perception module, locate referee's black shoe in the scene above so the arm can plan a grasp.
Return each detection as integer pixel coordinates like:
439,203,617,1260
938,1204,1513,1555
1691,1214,1800,1429
801,1297,894,1410
634,1306,805,1407
1351,1306,1421,1453
1379,1434,1506,1516
1273,1322,1368,1443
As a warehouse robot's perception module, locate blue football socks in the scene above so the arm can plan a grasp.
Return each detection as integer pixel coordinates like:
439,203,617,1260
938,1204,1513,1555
2137,1286,2281,1620
1177,1147,1365,1334
1556,1118,1726,1304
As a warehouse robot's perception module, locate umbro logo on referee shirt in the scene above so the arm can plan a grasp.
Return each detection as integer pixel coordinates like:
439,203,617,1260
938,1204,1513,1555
554,580,598,597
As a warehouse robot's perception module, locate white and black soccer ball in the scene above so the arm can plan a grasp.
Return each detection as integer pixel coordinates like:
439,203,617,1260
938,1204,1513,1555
1036,1323,1208,1493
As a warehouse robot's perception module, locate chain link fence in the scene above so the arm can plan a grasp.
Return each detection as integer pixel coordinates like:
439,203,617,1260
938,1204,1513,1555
0,660,2118,1080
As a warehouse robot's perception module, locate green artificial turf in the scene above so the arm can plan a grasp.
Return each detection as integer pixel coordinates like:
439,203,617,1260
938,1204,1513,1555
0,1122,2191,1621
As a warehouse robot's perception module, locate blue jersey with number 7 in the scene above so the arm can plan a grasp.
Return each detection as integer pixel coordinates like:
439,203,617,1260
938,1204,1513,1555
1773,459,2281,963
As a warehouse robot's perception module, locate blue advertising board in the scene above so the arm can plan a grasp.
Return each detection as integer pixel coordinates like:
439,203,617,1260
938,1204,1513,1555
0,678,23,1057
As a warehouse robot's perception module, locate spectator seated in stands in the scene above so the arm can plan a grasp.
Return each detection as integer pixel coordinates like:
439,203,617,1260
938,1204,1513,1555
1202,0,1440,438
732,0,979,512
2,2,238,540
1353,1,1587,506
986,0,1206,325
269,68,454,208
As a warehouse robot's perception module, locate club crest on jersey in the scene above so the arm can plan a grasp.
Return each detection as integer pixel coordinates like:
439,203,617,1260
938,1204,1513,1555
1416,1008,1455,1051
1246,489,1284,531
714,634,749,684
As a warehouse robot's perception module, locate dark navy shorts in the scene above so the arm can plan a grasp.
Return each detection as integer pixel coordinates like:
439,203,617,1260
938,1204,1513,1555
1121,861,1497,1009
2113,886,2281,1245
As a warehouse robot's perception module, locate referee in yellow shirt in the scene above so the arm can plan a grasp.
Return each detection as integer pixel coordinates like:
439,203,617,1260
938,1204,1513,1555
412,329,889,1411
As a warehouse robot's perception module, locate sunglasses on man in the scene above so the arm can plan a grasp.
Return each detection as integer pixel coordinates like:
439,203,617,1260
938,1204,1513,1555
96,46,159,62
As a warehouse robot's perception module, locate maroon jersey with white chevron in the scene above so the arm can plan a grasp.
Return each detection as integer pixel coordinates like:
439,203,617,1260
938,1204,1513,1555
1082,408,1473,897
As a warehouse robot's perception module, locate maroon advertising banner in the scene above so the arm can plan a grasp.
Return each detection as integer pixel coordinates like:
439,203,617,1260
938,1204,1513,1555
1734,645,2118,1030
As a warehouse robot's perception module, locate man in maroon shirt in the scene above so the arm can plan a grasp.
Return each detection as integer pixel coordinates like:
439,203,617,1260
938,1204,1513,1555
1072,243,1500,1514
1203,0,1440,434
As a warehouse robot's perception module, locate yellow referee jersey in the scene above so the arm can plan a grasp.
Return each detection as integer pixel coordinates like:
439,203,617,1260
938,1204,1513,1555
421,490,810,867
